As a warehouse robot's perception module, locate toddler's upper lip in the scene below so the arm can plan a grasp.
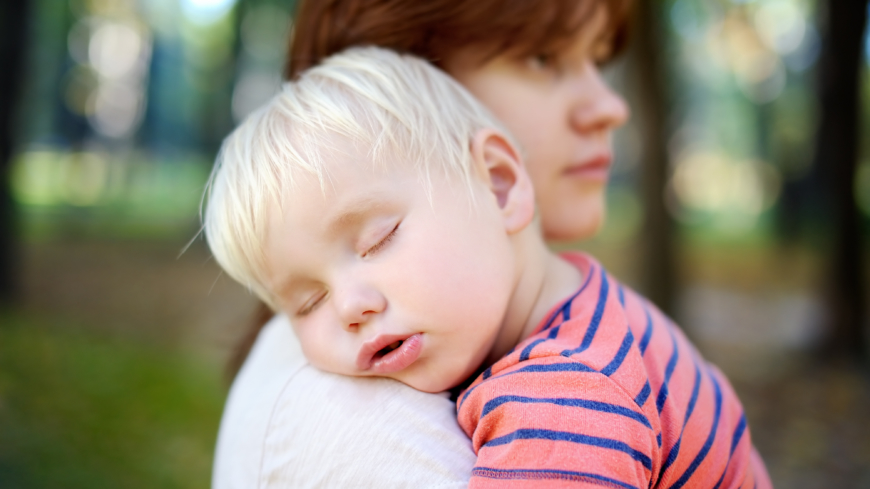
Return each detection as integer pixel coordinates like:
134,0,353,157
356,333,415,370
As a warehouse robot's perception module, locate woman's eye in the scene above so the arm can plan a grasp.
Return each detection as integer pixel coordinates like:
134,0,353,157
528,53,556,70
362,223,399,258
298,291,327,316
591,39,615,65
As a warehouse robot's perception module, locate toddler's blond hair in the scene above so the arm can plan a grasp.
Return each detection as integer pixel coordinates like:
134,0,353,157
203,47,517,307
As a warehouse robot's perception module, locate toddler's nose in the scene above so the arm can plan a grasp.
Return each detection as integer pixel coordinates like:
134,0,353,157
334,285,386,332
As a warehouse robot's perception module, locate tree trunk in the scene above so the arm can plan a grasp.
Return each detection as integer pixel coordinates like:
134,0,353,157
631,0,677,319
0,0,31,305
814,0,868,360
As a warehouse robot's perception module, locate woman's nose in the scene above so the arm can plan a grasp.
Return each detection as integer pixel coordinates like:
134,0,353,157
334,285,386,332
569,65,630,135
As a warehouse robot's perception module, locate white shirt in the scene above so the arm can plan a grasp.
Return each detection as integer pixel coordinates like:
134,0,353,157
212,314,474,488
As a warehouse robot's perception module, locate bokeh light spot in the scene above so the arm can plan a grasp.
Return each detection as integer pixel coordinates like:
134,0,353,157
182,0,237,25
89,22,144,79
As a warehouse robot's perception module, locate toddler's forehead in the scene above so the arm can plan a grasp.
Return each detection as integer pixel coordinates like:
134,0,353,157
262,130,478,242
286,142,459,197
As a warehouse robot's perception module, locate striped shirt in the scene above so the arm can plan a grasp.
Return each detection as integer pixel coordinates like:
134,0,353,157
457,253,772,489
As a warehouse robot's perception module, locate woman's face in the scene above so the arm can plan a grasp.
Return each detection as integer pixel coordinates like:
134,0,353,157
443,8,629,242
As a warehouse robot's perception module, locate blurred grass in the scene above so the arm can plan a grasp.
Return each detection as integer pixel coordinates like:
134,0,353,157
0,311,224,489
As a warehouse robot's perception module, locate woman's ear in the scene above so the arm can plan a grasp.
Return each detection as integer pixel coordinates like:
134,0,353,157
470,128,535,234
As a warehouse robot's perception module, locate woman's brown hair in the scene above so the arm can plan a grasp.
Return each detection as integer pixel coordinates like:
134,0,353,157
228,0,634,381
286,0,632,79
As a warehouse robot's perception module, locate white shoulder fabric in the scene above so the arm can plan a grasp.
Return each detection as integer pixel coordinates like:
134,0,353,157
212,314,474,489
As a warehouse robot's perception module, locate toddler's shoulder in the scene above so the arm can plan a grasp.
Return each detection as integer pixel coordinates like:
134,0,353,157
458,331,657,428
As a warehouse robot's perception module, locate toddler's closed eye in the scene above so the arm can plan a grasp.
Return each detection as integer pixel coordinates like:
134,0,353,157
298,290,327,316
362,223,399,258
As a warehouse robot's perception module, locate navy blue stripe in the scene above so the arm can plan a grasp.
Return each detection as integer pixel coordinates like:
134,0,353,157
713,469,727,489
561,299,575,322
547,324,561,339
481,395,652,429
657,432,662,447
579,271,610,350
482,365,494,380
540,264,596,332
539,301,567,333
519,338,547,362
730,414,747,455
561,272,610,357
656,331,680,414
514,362,597,375
459,386,474,408
669,371,724,489
472,467,639,489
638,306,654,355
634,381,651,406
655,361,702,488
458,361,598,410
684,362,702,425
711,414,748,488
541,300,572,336
659,437,683,484
618,284,626,306
656,383,671,416
711,415,745,489
601,330,634,376
485,428,652,471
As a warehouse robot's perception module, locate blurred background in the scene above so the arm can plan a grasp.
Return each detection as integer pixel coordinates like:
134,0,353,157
0,0,868,487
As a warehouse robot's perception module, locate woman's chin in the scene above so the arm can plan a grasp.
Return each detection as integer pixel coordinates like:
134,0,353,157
541,200,605,243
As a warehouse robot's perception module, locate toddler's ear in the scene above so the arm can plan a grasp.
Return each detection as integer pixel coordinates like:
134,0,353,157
470,128,535,234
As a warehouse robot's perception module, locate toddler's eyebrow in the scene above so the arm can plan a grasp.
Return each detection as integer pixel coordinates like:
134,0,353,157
326,197,390,236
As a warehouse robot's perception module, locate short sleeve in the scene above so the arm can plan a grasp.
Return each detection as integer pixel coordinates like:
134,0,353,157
458,356,659,489
212,314,475,489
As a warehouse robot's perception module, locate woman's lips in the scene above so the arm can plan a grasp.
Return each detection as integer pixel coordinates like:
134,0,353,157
564,154,612,182
357,333,423,374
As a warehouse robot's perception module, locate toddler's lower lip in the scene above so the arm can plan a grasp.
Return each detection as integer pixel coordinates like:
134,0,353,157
370,333,423,374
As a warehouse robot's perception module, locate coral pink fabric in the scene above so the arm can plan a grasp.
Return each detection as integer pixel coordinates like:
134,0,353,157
458,253,772,489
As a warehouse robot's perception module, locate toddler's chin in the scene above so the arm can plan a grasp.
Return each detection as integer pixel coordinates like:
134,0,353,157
396,368,468,394
401,376,454,394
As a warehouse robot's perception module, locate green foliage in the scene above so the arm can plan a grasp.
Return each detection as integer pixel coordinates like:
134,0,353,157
10,152,211,242
0,313,224,489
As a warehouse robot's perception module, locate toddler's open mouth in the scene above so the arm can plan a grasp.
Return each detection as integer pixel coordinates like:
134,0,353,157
357,333,424,374
376,340,404,358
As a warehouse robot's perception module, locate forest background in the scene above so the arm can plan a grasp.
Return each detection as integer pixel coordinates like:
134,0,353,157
1,0,869,487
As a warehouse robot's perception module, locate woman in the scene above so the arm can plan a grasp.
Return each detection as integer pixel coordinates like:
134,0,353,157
212,0,641,486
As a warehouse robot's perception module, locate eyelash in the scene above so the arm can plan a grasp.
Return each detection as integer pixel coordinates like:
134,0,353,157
362,223,399,258
297,290,326,317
